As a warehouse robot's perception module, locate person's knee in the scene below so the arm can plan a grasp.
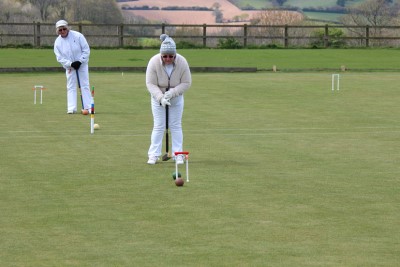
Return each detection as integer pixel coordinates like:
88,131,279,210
153,123,165,132
169,124,182,133
169,120,182,130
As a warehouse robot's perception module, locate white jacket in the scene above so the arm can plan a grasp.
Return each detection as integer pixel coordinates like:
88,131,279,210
54,30,90,70
146,53,192,103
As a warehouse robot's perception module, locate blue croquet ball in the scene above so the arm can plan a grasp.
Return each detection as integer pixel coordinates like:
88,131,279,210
172,172,181,180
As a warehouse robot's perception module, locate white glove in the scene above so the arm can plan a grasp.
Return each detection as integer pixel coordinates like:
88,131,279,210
160,97,171,107
164,91,173,100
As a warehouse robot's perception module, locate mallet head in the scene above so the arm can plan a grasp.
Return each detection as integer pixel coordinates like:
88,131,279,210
162,153,171,161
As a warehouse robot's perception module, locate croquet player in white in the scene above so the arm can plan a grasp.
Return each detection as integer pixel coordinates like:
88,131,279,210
146,34,192,164
54,20,92,114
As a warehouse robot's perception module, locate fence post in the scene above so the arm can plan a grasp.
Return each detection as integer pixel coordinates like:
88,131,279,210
119,24,124,48
365,25,369,47
243,24,247,48
284,24,288,47
35,22,41,47
162,23,165,34
203,24,207,47
33,22,37,47
324,24,329,48
78,23,82,33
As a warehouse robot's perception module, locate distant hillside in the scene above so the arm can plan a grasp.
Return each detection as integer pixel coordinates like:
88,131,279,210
116,0,370,24
233,0,367,9
117,0,298,24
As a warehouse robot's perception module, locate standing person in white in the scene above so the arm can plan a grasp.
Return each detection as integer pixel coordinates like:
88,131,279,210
54,20,92,114
146,34,192,164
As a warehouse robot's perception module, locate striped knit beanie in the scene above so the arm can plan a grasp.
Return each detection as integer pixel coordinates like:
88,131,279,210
160,34,176,54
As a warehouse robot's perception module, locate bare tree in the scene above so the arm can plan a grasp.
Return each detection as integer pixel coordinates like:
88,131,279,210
50,0,70,21
0,0,37,22
250,10,305,46
340,0,400,46
70,0,123,24
212,2,223,23
22,0,57,21
342,0,396,26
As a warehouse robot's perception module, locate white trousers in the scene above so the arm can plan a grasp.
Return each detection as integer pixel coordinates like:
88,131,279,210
148,95,184,157
65,67,92,112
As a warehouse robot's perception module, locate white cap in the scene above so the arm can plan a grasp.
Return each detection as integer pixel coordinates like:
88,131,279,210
55,20,68,28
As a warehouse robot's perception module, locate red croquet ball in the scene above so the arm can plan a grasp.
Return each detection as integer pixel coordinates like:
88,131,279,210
81,109,89,115
175,178,184,187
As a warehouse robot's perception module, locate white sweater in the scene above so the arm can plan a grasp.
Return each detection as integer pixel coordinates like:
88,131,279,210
146,53,192,103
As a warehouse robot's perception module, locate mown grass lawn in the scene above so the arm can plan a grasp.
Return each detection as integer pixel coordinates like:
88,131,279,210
1,71,399,266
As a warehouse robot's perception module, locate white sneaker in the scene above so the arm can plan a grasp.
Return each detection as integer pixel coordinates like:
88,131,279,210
147,156,158,165
176,155,184,165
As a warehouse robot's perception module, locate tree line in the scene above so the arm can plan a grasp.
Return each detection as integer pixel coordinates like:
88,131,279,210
0,0,124,24
0,0,399,32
